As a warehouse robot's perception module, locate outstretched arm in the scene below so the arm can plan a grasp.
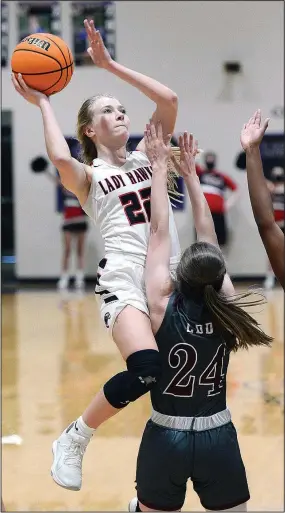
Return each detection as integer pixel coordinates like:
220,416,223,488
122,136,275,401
84,20,178,148
241,110,284,288
172,133,218,246
143,123,173,325
172,133,235,296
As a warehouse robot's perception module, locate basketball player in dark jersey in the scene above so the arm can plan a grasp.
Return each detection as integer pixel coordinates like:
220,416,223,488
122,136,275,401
263,167,284,289
240,110,284,290
129,124,273,512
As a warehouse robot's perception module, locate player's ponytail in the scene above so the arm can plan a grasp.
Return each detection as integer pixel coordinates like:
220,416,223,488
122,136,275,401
176,241,273,352
203,284,273,352
78,133,98,164
76,93,116,165
77,96,98,164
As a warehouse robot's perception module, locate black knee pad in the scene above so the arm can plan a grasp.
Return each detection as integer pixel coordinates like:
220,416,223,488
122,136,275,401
103,349,162,409
126,349,162,387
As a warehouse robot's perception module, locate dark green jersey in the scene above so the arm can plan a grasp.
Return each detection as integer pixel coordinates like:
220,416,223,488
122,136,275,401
151,291,232,417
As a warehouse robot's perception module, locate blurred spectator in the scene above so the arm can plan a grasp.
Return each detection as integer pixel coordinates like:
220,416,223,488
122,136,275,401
196,151,239,247
46,170,88,291
28,14,44,34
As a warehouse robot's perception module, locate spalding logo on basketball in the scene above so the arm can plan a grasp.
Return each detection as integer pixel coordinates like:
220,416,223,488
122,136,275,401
11,33,74,96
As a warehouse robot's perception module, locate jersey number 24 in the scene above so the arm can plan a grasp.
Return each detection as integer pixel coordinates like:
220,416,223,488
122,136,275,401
164,343,226,398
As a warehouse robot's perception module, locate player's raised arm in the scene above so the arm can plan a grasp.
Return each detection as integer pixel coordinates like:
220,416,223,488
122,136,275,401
144,123,173,322
84,19,178,149
172,133,218,246
172,133,235,297
11,73,92,205
240,110,284,288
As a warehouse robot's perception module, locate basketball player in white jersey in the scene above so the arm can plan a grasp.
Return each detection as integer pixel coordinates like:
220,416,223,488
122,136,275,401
12,19,180,491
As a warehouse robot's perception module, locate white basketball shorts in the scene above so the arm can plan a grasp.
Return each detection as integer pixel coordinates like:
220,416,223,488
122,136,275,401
95,254,178,333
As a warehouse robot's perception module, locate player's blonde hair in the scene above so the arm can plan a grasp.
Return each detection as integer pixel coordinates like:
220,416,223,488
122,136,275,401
77,94,182,200
76,94,116,164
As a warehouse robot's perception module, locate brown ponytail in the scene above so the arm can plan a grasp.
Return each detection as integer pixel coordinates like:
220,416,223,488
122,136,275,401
203,284,273,351
176,241,273,352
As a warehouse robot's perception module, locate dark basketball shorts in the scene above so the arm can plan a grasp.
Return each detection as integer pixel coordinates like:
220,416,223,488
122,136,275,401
62,221,88,233
135,419,250,511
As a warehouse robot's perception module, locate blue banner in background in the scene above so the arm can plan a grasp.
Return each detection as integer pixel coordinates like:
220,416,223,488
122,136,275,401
260,133,284,179
235,132,284,180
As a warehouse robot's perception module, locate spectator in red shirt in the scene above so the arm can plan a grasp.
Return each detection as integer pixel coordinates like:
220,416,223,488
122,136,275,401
196,151,239,247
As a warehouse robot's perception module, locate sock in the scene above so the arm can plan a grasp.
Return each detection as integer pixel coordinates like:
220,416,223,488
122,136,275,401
76,269,84,280
75,416,95,438
60,271,69,280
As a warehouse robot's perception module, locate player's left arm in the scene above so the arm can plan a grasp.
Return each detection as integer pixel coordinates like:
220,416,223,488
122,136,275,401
144,124,173,327
172,133,235,297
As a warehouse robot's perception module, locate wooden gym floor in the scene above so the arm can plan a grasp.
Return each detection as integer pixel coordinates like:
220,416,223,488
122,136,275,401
2,286,284,511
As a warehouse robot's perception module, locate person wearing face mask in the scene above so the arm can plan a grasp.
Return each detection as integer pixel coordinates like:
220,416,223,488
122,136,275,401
196,152,239,247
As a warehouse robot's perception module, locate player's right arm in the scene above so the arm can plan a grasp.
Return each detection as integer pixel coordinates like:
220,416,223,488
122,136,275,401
11,73,92,206
172,133,235,297
240,110,284,289
144,123,173,334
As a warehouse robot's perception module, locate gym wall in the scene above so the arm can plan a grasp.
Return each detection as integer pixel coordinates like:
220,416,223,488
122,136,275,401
2,1,284,278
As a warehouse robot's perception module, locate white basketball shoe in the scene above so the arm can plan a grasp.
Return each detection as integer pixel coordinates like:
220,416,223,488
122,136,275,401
51,421,92,491
128,497,139,511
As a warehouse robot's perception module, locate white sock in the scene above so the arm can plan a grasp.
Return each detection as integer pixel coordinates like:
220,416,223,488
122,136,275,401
76,269,84,280
60,272,69,280
75,416,95,437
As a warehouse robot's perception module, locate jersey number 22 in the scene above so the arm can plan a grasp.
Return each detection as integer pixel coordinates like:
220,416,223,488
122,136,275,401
119,187,151,225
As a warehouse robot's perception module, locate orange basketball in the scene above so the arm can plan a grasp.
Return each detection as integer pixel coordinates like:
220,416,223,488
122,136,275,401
11,33,74,96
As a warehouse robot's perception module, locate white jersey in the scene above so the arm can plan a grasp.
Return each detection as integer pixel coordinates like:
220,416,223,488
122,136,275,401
83,150,181,265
